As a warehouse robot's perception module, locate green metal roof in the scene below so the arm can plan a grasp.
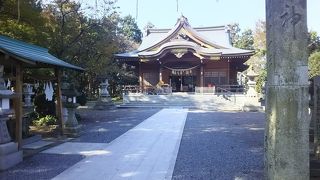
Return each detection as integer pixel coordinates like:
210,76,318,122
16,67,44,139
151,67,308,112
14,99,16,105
0,35,84,71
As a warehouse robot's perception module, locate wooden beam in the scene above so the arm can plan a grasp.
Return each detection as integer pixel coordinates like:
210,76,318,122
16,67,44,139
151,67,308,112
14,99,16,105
14,62,23,150
55,68,64,136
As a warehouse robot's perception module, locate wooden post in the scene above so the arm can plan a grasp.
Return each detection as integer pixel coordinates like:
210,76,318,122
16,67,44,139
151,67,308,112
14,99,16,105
55,68,64,136
227,60,230,84
14,62,23,149
159,64,163,82
139,62,142,87
200,64,204,87
265,0,309,179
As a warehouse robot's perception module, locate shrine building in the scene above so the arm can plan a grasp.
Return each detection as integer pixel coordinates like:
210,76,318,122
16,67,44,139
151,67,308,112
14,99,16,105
115,16,254,92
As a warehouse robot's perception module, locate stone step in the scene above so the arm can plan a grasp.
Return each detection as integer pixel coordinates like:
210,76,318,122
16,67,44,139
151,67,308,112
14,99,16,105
121,94,245,111
23,140,55,150
22,134,42,146
22,140,58,157
117,104,241,111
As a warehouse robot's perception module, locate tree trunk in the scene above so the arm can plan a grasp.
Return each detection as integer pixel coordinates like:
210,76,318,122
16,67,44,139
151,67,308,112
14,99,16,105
265,0,310,179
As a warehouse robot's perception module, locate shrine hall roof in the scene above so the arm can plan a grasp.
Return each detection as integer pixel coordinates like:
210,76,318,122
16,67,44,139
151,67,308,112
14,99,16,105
115,16,254,60
0,35,84,71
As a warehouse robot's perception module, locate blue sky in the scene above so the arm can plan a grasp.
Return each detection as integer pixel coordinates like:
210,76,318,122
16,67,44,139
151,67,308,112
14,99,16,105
78,0,319,33
116,0,319,32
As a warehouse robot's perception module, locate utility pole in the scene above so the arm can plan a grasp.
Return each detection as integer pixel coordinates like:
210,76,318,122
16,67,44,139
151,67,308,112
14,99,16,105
265,0,310,179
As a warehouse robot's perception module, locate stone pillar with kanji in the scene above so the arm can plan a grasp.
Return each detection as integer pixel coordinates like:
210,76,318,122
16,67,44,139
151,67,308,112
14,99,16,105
265,0,310,179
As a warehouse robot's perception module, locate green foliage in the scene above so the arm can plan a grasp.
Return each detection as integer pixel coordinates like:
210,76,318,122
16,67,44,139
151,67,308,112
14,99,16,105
0,0,50,45
33,115,57,126
119,15,142,43
256,69,267,93
0,0,149,99
227,23,241,46
309,51,320,78
308,31,320,55
234,29,254,50
253,20,266,56
245,20,266,73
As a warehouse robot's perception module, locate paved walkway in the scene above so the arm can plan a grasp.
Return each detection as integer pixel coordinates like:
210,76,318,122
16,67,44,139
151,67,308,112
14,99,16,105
172,110,264,180
49,109,188,180
0,108,265,180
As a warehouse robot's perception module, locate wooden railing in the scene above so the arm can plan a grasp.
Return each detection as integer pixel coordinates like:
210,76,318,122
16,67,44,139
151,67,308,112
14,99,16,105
122,85,172,95
123,84,245,95
215,85,245,93
215,87,236,103
195,87,215,94
195,85,245,94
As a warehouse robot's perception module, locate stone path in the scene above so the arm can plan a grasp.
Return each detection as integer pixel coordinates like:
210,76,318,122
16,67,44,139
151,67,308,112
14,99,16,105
51,108,188,180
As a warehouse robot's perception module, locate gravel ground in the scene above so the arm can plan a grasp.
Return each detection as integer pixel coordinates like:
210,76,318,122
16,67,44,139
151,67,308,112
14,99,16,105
172,110,265,180
73,108,160,143
0,154,84,180
0,108,160,180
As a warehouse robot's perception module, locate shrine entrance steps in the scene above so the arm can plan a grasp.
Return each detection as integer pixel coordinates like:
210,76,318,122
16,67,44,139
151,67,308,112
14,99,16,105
118,93,248,111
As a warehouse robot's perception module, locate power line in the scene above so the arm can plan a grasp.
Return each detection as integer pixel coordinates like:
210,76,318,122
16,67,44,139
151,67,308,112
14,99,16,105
136,0,139,20
176,0,179,13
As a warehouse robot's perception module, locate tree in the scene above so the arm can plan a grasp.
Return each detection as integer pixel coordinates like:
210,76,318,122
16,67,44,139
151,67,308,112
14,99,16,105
234,29,254,50
0,0,143,98
227,23,240,46
253,20,266,57
118,15,142,43
309,51,320,78
308,31,320,54
0,0,49,45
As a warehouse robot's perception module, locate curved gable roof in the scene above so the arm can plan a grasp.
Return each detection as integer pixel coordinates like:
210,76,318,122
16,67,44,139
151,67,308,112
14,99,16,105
115,16,254,60
138,16,230,51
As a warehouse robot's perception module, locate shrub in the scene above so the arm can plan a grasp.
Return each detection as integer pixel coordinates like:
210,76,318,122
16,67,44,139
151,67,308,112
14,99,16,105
33,115,57,126
256,69,267,93
309,51,320,78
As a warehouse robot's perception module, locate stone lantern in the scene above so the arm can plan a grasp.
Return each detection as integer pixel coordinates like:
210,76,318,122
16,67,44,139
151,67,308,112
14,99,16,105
0,65,22,170
94,79,113,110
242,66,261,111
23,83,34,107
246,66,259,97
61,73,81,137
99,79,110,100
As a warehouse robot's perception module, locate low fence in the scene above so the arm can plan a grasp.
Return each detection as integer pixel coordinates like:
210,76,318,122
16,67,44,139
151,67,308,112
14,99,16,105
122,85,172,95
195,87,215,94
195,85,245,94
123,85,245,95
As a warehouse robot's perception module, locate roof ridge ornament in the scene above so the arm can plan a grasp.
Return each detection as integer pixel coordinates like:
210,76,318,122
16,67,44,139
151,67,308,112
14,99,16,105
176,15,189,26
